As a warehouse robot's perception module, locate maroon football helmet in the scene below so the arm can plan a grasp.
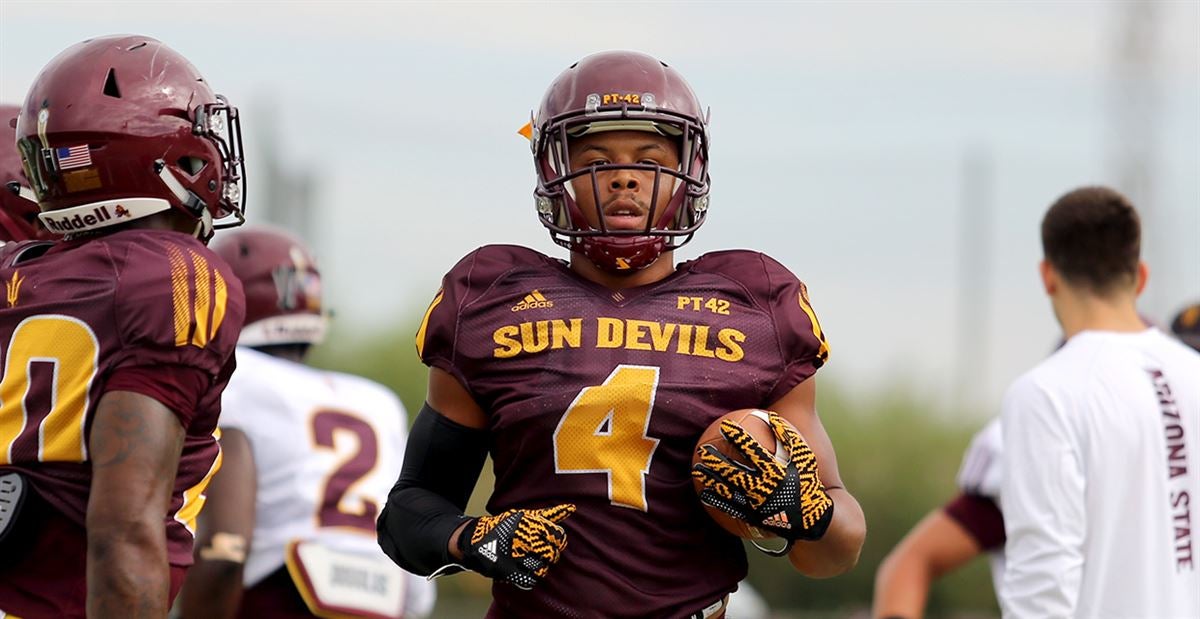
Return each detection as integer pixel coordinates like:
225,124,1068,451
532,51,710,273
211,227,326,347
0,104,49,242
1171,302,1200,353
15,35,245,241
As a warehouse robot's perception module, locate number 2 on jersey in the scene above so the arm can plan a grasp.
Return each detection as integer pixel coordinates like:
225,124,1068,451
311,410,379,532
553,365,660,511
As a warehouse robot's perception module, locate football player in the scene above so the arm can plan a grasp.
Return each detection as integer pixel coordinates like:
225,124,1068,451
872,419,1005,619
1000,187,1199,617
0,36,246,618
176,227,435,619
377,51,866,617
0,103,49,242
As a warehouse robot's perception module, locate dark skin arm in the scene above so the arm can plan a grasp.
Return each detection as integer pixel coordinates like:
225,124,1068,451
770,378,867,577
86,391,185,619
426,367,487,559
176,427,257,619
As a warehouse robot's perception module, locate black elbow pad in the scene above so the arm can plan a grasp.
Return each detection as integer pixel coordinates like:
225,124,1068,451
376,403,488,575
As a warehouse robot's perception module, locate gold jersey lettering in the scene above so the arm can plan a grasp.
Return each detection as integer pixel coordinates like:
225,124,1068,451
597,317,624,348
716,328,746,362
676,324,694,355
519,321,551,354
494,319,585,359
551,319,582,349
625,319,654,351
494,317,746,363
647,321,676,352
691,326,716,358
493,325,522,358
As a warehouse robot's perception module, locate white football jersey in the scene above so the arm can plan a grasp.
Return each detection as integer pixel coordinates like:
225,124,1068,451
219,347,434,617
1001,329,1200,618
956,417,1006,594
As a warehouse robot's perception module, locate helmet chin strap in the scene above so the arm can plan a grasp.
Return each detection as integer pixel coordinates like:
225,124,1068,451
157,160,213,240
579,235,665,273
6,181,37,203
192,209,214,241
238,314,329,347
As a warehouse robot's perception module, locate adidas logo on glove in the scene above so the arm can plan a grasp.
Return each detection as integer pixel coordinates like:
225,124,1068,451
762,511,791,529
479,539,499,562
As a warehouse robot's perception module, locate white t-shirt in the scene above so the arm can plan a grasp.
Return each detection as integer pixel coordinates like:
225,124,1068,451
956,417,1006,594
220,347,435,618
1000,329,1200,618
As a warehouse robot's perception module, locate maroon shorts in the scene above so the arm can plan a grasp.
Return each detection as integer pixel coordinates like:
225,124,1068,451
237,566,316,618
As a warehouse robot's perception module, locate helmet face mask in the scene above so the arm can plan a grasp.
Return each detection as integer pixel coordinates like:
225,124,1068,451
188,95,247,229
14,35,246,241
0,104,51,242
532,52,711,273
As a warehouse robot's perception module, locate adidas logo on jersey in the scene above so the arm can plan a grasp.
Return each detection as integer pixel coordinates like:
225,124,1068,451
511,290,553,312
762,511,792,529
479,539,499,562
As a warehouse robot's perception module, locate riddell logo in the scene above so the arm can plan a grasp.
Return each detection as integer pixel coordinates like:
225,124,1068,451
511,290,553,312
42,205,115,232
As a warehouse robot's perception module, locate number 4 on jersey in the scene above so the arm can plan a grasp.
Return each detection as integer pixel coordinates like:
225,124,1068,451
552,365,660,512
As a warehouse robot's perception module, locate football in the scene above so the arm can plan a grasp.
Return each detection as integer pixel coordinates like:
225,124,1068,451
692,408,793,540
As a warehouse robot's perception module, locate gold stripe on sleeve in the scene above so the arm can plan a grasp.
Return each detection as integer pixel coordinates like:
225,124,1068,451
167,244,191,347
211,270,228,340
189,251,212,347
415,290,445,359
797,293,831,363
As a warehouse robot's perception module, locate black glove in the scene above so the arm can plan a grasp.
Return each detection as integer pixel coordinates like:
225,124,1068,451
691,410,834,554
449,503,576,590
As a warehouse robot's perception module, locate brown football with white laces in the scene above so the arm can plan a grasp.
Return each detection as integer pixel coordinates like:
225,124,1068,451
692,409,793,540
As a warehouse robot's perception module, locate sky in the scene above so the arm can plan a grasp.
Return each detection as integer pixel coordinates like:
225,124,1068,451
2,1,1197,413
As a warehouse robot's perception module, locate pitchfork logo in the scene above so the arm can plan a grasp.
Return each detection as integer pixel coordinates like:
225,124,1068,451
5,270,24,308
272,245,321,312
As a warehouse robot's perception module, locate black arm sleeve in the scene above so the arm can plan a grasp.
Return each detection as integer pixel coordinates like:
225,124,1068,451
376,403,489,575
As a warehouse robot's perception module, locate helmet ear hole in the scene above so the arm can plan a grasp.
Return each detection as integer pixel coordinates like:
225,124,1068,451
102,68,121,98
178,156,207,176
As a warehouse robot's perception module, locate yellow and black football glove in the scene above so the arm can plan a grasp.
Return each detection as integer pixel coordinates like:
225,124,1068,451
691,411,834,555
454,504,576,590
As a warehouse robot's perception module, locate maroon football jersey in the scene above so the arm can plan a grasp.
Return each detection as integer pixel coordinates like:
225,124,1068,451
417,245,829,618
944,493,1006,551
0,229,244,617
